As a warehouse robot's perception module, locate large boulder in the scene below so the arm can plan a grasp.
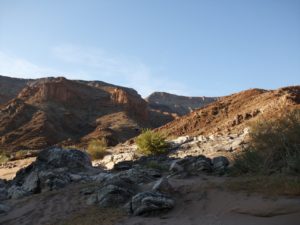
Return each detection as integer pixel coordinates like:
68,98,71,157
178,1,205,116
129,191,175,216
9,147,95,199
97,184,135,207
35,147,92,171
86,174,139,207
116,166,162,184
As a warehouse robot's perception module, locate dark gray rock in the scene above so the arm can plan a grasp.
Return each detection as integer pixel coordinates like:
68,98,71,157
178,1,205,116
212,156,229,174
0,187,8,201
39,171,71,191
35,147,92,171
129,191,175,216
0,179,8,201
0,203,10,214
7,185,28,199
170,155,212,177
93,174,139,207
97,184,135,207
119,166,162,184
152,177,174,194
22,171,39,193
9,147,95,198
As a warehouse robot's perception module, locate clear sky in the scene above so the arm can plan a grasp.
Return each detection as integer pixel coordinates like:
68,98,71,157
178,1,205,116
0,0,299,97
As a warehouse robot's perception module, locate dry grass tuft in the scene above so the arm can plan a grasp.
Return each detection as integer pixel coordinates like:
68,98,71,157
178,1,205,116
87,138,108,160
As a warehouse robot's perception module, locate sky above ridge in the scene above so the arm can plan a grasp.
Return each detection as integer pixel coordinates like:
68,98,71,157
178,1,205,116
0,0,299,97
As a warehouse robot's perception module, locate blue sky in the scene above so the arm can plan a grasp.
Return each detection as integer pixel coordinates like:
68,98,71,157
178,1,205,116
0,0,299,97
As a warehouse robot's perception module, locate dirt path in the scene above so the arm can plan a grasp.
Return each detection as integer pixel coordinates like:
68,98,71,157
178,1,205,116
119,176,300,225
0,182,124,225
1,176,299,225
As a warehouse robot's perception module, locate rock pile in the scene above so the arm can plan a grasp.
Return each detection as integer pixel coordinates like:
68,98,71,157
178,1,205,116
0,146,231,217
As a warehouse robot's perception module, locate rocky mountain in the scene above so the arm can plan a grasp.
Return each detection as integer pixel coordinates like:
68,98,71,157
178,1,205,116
0,75,216,152
146,92,217,116
0,76,150,151
157,86,300,137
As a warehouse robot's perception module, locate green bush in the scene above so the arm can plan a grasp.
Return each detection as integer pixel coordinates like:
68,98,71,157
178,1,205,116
135,129,169,156
87,138,108,160
232,109,300,175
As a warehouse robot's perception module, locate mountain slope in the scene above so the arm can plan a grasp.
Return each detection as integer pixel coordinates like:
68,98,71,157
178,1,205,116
157,86,300,137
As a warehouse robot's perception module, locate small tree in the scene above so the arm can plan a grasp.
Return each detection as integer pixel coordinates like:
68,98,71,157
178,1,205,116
135,129,169,156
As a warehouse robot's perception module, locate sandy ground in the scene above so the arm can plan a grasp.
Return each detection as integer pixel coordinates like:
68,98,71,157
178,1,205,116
0,157,36,180
1,175,300,225
118,177,300,225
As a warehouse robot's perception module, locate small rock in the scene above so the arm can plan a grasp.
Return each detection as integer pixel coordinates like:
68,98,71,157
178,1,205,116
152,177,174,194
169,161,184,173
212,156,229,173
0,203,10,214
86,194,98,205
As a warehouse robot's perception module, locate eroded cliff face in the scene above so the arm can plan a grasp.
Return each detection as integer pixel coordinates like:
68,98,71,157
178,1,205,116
111,88,148,121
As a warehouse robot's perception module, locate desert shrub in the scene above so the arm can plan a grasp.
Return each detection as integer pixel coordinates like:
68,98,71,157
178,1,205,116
87,138,108,160
0,150,9,164
135,129,169,156
232,109,300,175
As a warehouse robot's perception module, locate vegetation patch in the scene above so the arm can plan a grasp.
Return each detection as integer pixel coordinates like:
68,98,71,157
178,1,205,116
135,129,169,156
87,138,108,160
231,109,300,175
